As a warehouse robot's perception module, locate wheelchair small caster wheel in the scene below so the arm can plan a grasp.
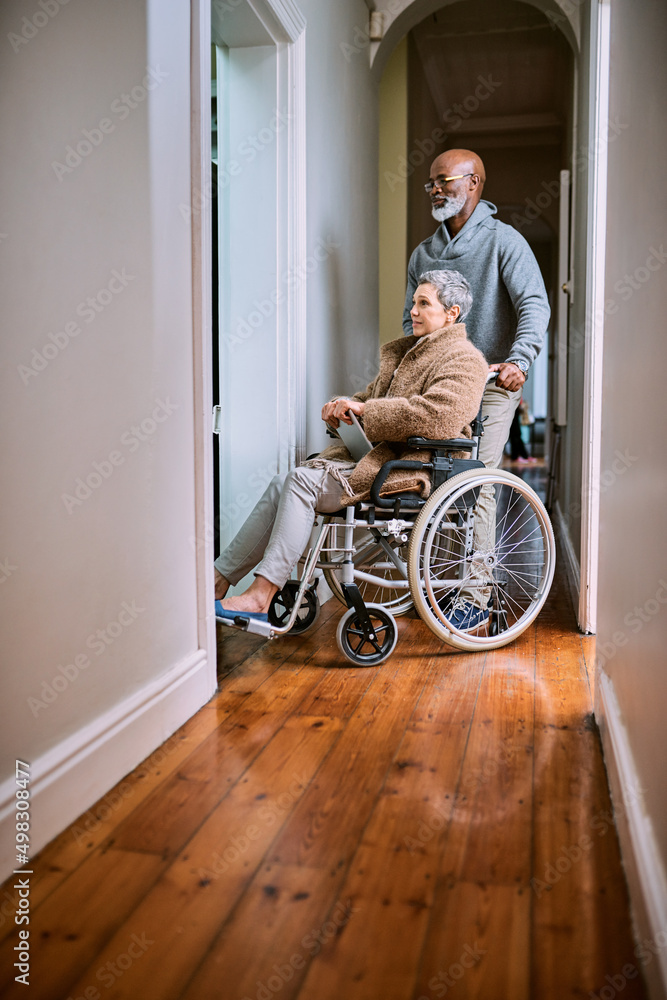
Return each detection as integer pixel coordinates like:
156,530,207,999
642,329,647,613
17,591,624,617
336,603,398,666
269,581,320,634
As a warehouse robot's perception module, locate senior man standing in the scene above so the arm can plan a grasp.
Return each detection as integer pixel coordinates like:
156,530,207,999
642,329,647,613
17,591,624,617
403,148,550,632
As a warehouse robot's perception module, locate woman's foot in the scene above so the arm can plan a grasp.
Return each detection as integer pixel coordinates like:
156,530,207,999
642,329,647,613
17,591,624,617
217,575,279,615
215,604,269,622
214,569,230,600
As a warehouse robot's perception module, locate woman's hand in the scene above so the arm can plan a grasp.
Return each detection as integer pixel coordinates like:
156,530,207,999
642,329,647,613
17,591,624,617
321,397,365,428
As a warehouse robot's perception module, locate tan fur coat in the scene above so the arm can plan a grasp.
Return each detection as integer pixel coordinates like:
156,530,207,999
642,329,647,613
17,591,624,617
314,323,489,505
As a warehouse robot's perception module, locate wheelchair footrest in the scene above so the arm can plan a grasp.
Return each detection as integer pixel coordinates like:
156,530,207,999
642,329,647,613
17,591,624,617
215,614,275,638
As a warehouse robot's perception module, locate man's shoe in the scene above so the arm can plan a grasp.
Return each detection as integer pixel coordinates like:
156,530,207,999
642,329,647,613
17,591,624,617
215,601,268,622
436,590,456,615
446,601,489,632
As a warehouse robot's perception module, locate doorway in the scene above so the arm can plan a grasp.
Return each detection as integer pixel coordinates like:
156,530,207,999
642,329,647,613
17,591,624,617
376,0,610,631
395,0,571,457
210,0,306,577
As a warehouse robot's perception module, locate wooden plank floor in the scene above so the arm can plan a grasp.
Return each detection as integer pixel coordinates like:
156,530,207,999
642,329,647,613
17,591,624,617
0,531,647,999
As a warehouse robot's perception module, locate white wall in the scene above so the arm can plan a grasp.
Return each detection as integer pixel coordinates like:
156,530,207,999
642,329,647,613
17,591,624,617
298,0,381,455
379,38,408,346
558,6,590,569
0,0,214,878
595,2,667,993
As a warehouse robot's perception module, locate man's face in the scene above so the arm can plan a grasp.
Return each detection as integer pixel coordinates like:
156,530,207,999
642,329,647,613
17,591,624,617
427,160,472,222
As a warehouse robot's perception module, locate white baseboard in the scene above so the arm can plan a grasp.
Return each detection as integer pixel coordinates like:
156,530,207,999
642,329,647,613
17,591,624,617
554,500,581,624
596,669,667,1000
0,649,215,882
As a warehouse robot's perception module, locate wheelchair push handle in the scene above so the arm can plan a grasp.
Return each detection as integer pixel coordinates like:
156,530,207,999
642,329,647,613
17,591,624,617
370,459,427,508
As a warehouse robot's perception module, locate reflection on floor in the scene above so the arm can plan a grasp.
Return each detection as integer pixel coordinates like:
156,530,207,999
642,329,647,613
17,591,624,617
0,524,646,999
502,454,547,501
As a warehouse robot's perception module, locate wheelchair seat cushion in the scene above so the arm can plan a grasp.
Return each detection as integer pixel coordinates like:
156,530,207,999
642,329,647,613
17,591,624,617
338,441,434,506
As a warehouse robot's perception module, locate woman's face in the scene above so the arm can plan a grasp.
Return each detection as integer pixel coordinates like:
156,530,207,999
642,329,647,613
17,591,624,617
410,283,458,336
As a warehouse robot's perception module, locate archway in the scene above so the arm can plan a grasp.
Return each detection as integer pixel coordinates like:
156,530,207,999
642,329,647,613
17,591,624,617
376,0,608,633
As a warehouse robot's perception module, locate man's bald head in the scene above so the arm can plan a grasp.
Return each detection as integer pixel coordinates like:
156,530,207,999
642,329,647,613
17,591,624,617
431,149,486,188
427,149,486,233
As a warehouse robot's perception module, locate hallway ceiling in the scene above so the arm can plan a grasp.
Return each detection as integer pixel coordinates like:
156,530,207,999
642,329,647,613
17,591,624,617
412,0,570,148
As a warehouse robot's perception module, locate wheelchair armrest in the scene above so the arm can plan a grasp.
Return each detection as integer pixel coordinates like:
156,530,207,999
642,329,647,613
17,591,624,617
406,436,475,452
370,459,429,509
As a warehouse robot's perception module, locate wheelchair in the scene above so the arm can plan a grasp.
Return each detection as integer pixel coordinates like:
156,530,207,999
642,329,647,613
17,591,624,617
216,376,556,665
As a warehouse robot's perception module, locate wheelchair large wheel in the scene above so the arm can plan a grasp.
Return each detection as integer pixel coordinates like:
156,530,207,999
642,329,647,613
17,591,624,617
323,523,413,616
336,603,398,666
407,469,556,651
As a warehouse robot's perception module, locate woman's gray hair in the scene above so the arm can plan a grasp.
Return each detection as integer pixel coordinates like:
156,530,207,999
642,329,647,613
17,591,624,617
417,269,473,321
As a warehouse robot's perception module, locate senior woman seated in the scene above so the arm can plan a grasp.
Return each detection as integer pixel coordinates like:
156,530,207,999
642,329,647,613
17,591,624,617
214,269,488,621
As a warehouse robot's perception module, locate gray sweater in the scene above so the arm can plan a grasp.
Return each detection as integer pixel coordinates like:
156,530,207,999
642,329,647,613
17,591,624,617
403,200,550,369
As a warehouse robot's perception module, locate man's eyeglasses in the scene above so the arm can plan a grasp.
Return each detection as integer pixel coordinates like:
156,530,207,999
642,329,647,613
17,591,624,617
424,173,474,194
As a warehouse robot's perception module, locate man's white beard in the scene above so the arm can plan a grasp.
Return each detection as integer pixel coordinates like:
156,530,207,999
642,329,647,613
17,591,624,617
431,192,467,222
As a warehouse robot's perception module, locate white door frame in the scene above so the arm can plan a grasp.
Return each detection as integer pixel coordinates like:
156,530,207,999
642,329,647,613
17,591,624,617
212,0,307,485
579,0,611,634
555,168,570,429
190,0,216,678
189,0,306,653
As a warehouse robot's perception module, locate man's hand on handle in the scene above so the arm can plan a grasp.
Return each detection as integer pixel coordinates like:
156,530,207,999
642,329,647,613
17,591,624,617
321,397,366,429
488,362,526,393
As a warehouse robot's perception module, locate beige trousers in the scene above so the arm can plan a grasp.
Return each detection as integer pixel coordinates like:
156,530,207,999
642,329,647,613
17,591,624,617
214,467,344,590
459,383,522,608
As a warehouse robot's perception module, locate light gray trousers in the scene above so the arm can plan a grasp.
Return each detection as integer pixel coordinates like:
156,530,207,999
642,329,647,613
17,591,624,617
214,467,344,590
